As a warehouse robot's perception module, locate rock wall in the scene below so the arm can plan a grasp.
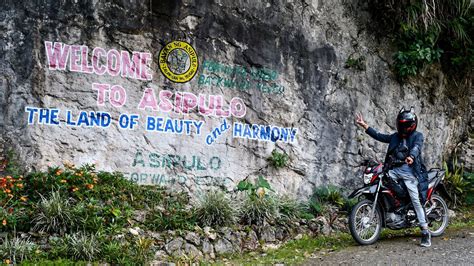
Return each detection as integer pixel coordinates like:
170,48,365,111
0,0,471,196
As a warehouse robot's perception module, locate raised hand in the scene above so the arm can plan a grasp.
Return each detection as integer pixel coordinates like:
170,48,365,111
355,113,369,130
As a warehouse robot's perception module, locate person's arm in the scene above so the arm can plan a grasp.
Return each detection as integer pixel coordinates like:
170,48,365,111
355,113,392,143
408,132,423,162
365,127,392,143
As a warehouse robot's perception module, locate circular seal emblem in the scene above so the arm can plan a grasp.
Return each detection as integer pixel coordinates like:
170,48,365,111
159,41,199,83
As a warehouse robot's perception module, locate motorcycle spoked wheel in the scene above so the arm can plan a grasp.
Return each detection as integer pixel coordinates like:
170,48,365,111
425,194,449,237
349,199,382,245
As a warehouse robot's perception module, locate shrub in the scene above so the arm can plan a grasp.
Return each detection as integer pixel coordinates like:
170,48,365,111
464,172,474,205
444,159,474,207
369,0,473,80
32,191,74,235
240,194,279,226
64,232,101,261
195,190,238,227
0,236,38,263
312,185,345,207
277,195,304,221
146,192,195,231
268,150,289,168
0,173,30,231
393,29,442,78
308,185,351,215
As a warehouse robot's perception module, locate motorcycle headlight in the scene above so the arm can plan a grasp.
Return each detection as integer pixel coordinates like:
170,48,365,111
363,173,373,184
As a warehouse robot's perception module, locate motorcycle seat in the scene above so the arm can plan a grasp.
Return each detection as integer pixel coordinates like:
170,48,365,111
427,171,438,182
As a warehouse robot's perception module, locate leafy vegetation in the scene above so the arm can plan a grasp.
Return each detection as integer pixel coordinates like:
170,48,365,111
0,237,38,264
277,195,306,222
345,56,366,71
268,150,289,168
369,0,473,80
31,191,74,235
444,159,474,207
195,190,238,227
238,176,279,225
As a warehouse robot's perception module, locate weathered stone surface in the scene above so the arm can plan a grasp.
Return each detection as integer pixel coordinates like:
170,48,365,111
165,237,184,256
203,226,217,240
214,238,234,255
0,0,471,198
259,226,276,243
183,243,202,259
315,216,331,236
275,227,289,241
201,238,215,258
184,232,200,246
243,229,259,250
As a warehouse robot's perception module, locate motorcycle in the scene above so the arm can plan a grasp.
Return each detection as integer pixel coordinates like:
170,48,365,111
348,160,450,245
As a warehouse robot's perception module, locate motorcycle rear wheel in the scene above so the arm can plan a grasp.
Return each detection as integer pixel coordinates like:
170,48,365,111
349,199,382,245
425,194,449,237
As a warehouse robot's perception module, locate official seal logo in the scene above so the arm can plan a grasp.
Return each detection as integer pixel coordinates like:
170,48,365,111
159,41,198,83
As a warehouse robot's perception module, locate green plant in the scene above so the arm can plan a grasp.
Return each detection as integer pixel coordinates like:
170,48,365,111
345,56,366,70
32,191,74,235
444,160,467,206
268,150,289,168
308,185,349,216
393,29,443,78
146,192,195,231
463,172,474,205
64,232,101,261
277,195,304,222
313,186,345,207
195,190,238,227
237,176,273,196
0,236,38,264
369,0,473,80
309,200,325,215
134,236,154,263
240,194,279,226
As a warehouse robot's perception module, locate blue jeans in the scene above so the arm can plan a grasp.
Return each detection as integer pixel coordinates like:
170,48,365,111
388,164,428,228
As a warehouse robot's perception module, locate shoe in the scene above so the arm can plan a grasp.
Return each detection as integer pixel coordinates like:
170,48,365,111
420,230,431,247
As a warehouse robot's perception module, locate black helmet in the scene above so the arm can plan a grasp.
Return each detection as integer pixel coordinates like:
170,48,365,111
397,107,417,137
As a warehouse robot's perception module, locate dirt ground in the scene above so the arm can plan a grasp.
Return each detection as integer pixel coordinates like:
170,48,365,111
303,226,474,265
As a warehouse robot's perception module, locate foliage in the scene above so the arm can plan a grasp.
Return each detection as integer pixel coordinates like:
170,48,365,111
268,150,289,168
277,195,305,222
444,159,474,207
31,191,74,235
195,190,238,227
237,175,273,197
369,0,473,80
237,176,279,225
0,173,29,231
345,56,366,71
313,185,345,207
308,185,352,215
393,29,443,77
0,236,38,264
145,192,195,231
63,233,101,261
240,193,279,226
463,172,474,205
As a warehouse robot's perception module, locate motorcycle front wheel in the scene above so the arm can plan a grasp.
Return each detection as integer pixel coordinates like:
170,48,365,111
425,194,449,236
349,199,382,245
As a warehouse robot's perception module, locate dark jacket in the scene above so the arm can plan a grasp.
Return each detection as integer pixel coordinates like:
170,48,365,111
365,127,429,202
